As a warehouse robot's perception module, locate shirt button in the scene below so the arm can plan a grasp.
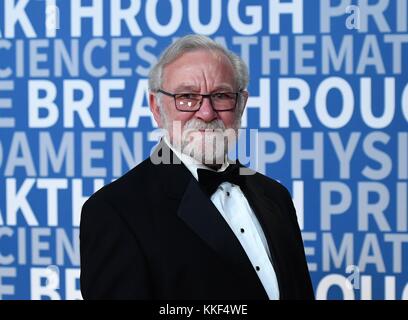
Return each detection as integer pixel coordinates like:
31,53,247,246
255,266,260,271
240,228,245,233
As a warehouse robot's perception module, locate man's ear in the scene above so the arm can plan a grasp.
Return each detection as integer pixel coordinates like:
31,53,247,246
149,92,163,127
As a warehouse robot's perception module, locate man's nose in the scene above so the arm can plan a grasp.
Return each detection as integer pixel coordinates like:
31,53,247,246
195,96,218,122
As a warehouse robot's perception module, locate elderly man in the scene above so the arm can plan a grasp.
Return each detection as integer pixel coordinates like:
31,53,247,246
80,35,314,300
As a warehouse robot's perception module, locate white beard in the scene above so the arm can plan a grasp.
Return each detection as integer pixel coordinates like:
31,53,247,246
164,118,238,165
158,102,241,165
182,129,228,165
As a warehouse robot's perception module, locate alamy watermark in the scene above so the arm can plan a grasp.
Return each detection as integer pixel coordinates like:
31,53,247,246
33,0,60,32
346,265,361,290
345,5,361,30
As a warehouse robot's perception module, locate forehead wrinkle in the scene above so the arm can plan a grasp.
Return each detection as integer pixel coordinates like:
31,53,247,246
173,84,200,92
163,50,236,93
201,68,210,93
200,64,234,93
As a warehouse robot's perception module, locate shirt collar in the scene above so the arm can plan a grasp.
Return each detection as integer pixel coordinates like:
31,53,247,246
163,135,230,181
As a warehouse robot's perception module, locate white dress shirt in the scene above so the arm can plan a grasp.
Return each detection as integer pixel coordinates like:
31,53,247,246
163,136,280,300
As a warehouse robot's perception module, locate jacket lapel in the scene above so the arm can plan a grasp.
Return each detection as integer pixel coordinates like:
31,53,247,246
176,179,268,298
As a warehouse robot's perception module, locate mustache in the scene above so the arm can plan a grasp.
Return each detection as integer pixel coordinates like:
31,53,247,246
183,118,226,131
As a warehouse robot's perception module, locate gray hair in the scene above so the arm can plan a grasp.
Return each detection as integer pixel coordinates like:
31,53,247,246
148,34,249,93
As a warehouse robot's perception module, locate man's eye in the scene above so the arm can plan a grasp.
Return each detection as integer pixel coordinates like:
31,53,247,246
213,93,230,99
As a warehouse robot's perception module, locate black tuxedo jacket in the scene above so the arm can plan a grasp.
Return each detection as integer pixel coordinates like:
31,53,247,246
80,140,314,300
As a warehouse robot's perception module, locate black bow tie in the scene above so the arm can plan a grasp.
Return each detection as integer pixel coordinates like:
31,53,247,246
197,162,246,196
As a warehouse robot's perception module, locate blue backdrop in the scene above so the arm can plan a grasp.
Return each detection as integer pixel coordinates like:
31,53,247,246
0,0,407,300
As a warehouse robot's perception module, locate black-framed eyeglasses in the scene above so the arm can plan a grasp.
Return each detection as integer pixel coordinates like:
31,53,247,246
157,89,241,112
